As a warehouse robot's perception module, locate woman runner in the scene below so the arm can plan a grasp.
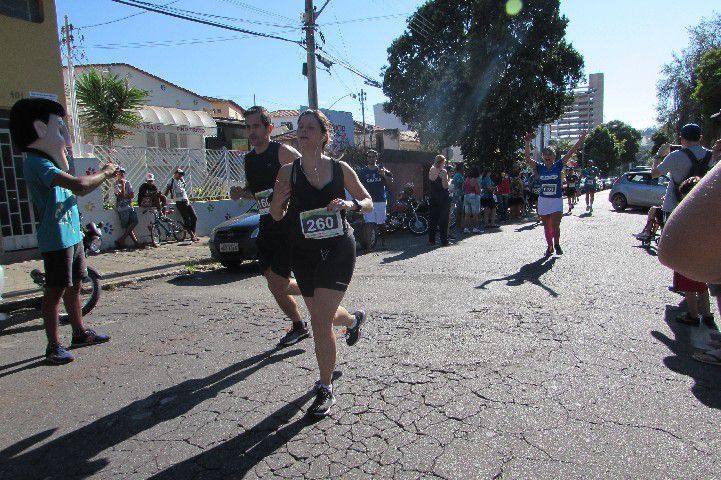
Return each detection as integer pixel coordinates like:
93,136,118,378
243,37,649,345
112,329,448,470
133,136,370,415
524,131,586,256
270,109,373,417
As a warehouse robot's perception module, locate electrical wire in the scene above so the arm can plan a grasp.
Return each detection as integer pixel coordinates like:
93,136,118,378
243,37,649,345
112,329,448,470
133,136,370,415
212,0,297,23
318,12,410,26
77,0,180,29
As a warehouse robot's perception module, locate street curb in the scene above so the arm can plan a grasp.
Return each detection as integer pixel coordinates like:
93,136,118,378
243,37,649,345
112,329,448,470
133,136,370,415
0,259,222,313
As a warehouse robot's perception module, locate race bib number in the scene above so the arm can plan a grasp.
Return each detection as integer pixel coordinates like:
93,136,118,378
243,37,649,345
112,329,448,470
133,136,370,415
300,208,343,239
255,188,273,215
542,184,557,196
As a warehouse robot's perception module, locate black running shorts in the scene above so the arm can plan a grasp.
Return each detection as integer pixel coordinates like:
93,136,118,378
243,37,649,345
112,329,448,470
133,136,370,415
291,232,356,297
565,187,576,197
256,230,292,279
41,242,87,288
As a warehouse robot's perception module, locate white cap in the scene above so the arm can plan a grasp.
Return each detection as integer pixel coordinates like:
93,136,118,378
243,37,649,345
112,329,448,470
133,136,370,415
146,173,155,181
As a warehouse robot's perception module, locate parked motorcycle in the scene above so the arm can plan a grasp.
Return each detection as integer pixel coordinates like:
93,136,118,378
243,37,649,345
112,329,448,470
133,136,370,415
385,192,429,235
31,222,103,324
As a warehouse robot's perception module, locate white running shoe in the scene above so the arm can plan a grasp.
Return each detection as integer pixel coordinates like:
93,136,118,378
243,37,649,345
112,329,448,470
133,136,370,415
472,228,481,233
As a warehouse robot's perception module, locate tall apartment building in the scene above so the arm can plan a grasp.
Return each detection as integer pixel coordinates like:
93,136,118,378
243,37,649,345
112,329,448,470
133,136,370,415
549,73,604,142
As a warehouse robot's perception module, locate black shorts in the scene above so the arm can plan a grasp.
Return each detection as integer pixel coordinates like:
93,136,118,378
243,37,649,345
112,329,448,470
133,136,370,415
292,232,356,297
565,187,576,197
256,230,292,278
480,197,496,208
508,197,524,206
41,242,87,288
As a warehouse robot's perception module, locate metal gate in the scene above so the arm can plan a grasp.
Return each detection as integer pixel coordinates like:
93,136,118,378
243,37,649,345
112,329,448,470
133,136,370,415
0,129,37,251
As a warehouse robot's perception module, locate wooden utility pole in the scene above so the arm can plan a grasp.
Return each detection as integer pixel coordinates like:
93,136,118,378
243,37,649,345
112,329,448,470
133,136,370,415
359,89,367,150
61,15,82,145
304,0,318,109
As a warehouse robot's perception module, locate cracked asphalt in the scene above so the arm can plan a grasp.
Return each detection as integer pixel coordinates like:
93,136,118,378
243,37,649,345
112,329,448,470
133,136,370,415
1,200,720,479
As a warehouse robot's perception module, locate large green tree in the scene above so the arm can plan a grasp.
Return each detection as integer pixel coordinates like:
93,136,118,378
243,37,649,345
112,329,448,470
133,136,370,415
604,120,641,165
76,69,148,146
656,13,721,136
582,125,623,174
693,46,721,138
382,0,583,169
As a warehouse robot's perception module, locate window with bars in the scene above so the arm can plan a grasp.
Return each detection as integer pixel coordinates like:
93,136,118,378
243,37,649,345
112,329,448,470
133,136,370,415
157,133,167,149
146,132,156,148
179,134,188,148
169,133,178,149
0,0,43,22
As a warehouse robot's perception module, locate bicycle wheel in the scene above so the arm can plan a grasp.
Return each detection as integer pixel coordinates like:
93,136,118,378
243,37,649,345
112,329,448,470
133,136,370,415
170,221,188,241
150,224,161,247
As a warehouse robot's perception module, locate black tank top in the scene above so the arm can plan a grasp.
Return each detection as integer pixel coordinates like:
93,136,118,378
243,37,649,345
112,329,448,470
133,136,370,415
243,141,284,232
429,174,448,202
288,158,350,246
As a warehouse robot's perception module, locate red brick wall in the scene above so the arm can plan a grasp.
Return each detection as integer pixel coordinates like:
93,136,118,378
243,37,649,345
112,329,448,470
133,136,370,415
383,162,429,204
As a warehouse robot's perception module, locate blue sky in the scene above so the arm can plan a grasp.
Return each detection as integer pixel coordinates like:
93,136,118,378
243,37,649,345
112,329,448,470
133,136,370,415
55,0,720,130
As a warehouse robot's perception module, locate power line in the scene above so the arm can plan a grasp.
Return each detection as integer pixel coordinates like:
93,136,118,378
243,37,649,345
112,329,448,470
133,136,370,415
213,0,296,23
87,32,293,50
319,12,410,26
110,0,302,45
77,0,180,29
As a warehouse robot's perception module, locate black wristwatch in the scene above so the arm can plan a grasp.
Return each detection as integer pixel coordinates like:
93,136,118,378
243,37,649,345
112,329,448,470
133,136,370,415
351,198,362,212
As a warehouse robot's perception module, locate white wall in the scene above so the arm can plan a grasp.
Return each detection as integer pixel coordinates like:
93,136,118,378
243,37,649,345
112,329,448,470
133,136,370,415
373,103,409,130
74,157,254,248
66,65,211,111
271,115,299,132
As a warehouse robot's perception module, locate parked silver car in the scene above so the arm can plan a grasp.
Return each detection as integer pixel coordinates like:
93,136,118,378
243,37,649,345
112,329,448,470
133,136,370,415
609,170,669,211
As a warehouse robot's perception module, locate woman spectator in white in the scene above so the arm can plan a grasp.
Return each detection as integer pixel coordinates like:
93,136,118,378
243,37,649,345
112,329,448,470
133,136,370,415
164,168,199,242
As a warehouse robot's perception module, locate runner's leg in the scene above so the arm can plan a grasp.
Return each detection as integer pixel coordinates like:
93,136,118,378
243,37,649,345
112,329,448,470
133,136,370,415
551,211,562,246
304,288,347,386
264,268,302,322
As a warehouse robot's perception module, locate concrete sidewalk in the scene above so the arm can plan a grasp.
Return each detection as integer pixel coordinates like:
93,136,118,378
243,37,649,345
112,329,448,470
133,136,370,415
1,238,218,312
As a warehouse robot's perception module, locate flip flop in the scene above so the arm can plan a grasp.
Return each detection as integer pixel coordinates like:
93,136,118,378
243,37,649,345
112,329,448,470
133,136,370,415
693,349,721,366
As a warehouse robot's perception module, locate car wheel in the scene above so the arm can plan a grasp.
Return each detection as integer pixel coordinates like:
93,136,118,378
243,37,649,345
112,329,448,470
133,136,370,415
221,260,244,270
611,193,627,211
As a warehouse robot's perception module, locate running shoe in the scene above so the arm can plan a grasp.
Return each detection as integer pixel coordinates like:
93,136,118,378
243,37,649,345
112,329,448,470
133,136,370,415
346,310,366,346
463,228,470,234
46,343,74,364
308,385,336,417
586,205,590,211
554,244,563,255
634,232,651,241
544,246,554,257
472,228,481,233
278,321,310,346
590,206,593,213
71,329,111,347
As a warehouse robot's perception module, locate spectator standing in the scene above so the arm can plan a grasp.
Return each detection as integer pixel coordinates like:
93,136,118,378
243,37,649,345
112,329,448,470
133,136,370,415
480,170,498,228
164,168,199,242
356,149,393,247
10,98,116,364
451,164,465,230
427,155,451,246
138,173,166,212
114,167,141,248
462,166,482,233
508,171,525,220
497,171,511,221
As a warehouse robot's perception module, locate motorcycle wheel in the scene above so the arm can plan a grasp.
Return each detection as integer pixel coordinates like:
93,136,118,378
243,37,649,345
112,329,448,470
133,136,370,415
408,215,429,235
385,214,401,233
59,268,101,324
150,224,161,247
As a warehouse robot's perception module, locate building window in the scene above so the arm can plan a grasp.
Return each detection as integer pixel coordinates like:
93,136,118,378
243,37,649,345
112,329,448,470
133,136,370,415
280,121,294,131
157,133,167,149
169,133,178,149
146,132,156,148
0,0,43,22
179,134,188,148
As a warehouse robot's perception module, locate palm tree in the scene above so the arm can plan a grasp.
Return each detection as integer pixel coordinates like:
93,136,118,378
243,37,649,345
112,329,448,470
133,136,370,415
75,69,149,146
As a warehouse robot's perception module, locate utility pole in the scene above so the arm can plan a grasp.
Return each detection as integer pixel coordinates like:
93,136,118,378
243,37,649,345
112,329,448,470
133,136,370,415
61,15,82,146
304,0,318,109
359,89,367,150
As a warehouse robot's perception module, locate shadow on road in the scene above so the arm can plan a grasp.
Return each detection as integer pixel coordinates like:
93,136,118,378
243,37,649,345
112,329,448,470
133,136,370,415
148,371,342,479
652,305,721,409
168,264,257,287
515,222,541,232
476,256,558,297
578,212,592,218
0,355,46,379
0,346,304,479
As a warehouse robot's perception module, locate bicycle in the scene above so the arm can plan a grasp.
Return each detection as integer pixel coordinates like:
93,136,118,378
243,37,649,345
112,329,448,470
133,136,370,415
146,206,187,247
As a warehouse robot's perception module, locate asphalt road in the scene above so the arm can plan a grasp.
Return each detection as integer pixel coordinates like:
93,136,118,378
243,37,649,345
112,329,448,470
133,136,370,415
1,198,720,479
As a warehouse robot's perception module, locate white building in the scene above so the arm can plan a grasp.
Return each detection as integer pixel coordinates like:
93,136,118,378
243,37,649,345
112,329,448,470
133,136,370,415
64,63,216,150
549,73,604,142
373,103,409,130
269,109,299,134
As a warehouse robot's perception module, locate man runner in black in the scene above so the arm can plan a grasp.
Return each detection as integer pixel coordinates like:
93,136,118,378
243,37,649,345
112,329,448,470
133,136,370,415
231,106,309,346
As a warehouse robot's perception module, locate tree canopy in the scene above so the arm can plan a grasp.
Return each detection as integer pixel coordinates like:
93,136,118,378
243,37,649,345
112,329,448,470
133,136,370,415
76,69,148,146
582,125,623,174
656,13,721,137
604,120,642,165
693,46,721,138
382,0,584,170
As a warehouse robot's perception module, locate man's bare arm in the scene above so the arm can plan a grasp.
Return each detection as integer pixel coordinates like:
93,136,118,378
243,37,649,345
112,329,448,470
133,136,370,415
52,163,117,196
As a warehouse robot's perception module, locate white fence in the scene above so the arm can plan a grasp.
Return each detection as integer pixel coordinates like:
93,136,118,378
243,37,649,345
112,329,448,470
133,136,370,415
89,146,246,207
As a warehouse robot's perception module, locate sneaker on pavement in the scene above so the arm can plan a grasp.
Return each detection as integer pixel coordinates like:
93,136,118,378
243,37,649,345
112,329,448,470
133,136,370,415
307,385,336,417
278,321,310,346
634,232,651,241
46,344,74,364
554,244,563,255
346,310,367,346
463,228,470,234
472,228,481,233
71,329,111,348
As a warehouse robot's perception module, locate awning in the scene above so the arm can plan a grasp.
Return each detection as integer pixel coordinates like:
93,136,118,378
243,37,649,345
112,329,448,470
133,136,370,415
138,105,217,136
